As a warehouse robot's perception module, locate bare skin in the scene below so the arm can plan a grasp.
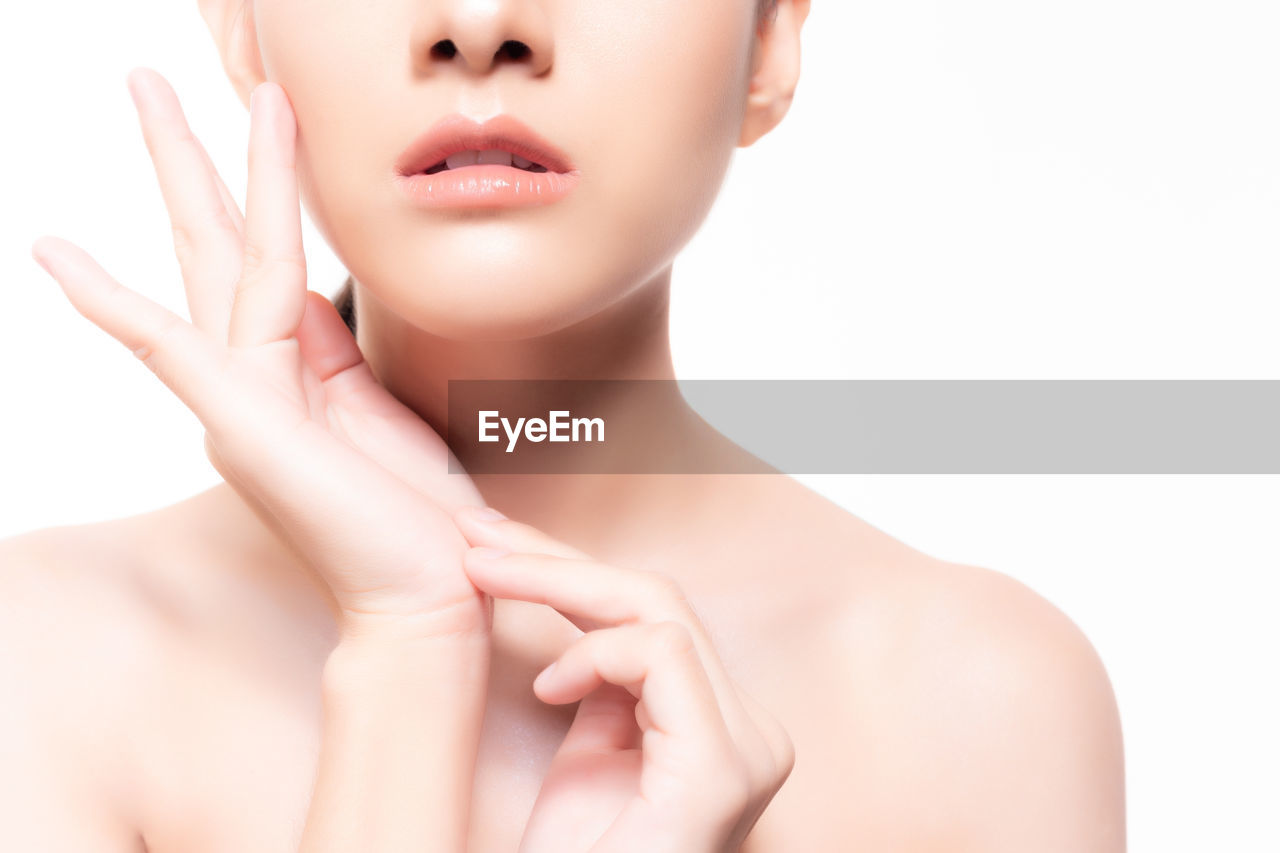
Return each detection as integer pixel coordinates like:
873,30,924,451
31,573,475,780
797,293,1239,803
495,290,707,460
5,0,1124,848
0,470,1124,851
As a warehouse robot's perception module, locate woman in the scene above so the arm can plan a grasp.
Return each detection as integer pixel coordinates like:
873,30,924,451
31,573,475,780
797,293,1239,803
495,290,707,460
10,0,1125,849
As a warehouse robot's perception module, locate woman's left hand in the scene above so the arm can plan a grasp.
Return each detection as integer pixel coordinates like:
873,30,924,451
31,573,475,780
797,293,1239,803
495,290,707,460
453,506,796,853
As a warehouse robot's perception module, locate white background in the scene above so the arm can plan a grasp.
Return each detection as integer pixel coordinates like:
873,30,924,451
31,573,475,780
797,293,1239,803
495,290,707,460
3,1,1278,849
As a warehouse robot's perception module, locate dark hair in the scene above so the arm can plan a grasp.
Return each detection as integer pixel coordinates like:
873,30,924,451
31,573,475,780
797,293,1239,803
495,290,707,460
334,275,357,336
331,0,782,337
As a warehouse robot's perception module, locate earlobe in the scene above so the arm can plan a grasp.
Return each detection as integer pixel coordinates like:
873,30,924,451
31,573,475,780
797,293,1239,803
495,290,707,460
198,0,268,110
738,0,810,148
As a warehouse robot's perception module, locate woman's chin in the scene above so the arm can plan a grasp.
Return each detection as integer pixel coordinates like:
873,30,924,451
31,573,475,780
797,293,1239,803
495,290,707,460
386,289,612,344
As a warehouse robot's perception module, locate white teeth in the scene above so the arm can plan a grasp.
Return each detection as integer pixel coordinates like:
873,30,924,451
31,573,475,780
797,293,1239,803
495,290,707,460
477,149,513,166
443,149,527,170
445,150,479,170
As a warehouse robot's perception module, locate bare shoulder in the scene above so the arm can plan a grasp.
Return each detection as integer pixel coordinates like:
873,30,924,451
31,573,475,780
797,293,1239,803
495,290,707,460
0,519,162,851
852,558,1126,850
0,489,330,850
0,517,170,717
739,477,1126,850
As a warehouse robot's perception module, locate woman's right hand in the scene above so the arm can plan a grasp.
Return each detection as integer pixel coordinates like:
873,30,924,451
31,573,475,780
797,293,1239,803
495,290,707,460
30,70,486,640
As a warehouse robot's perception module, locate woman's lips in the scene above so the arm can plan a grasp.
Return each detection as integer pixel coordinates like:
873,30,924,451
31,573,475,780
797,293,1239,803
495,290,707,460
394,113,580,209
394,164,580,209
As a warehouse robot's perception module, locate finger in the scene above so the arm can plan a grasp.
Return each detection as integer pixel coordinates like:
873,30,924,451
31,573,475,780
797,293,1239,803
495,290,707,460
295,290,366,382
30,235,231,421
126,67,244,340
462,548,687,632
536,621,748,840
733,686,796,787
197,134,247,238
453,505,591,560
551,683,642,755
230,81,306,348
29,238,483,624
552,629,760,853
295,291,485,512
455,511,773,754
28,238,338,518
463,543,767,755
534,622,734,758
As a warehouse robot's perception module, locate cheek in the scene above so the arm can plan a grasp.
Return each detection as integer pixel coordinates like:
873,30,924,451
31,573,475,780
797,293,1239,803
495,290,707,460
252,0,412,221
569,2,755,259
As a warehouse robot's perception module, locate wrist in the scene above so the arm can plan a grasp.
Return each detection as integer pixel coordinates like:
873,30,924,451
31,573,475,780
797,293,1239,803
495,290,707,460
337,592,492,645
324,613,490,697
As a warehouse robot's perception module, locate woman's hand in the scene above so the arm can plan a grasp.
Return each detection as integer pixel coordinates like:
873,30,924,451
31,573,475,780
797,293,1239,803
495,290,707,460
453,507,797,853
30,69,484,638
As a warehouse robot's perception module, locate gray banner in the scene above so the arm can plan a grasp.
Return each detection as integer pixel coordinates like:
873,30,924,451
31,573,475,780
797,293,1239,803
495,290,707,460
445,380,1280,474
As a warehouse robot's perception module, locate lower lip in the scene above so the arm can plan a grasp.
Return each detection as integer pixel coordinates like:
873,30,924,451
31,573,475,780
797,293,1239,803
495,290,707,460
394,164,580,209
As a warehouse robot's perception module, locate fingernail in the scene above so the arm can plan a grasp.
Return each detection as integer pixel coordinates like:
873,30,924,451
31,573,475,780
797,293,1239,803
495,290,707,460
126,68,154,111
469,546,510,562
471,506,506,522
30,240,56,277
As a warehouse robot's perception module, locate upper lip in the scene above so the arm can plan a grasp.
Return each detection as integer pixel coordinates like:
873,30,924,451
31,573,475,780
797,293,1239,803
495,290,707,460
395,113,577,176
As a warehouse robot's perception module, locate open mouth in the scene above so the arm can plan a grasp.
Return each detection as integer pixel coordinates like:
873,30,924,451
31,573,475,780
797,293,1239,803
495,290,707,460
394,115,579,206
422,150,551,174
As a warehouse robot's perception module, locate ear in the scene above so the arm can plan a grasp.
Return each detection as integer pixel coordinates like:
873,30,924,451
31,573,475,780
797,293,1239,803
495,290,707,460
739,0,811,148
197,0,268,110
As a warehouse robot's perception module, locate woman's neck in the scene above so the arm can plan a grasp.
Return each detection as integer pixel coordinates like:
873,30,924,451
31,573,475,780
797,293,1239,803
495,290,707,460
353,266,678,423
347,264,743,557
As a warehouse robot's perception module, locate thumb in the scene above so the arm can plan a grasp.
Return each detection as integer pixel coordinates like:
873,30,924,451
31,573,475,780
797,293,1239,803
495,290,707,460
295,290,365,382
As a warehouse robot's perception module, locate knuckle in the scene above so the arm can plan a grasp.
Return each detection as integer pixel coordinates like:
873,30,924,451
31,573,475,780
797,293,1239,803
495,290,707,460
170,223,196,265
137,310,184,368
741,694,797,785
650,619,694,657
241,240,306,278
746,728,794,793
568,633,600,670
774,725,797,780
641,570,688,608
712,764,754,815
102,279,134,314
239,239,270,271
738,730,773,780
171,121,200,150
202,431,219,465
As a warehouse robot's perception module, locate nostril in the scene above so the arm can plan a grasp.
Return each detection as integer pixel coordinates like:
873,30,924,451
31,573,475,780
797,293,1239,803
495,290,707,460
427,39,529,65
496,40,531,62
430,40,457,61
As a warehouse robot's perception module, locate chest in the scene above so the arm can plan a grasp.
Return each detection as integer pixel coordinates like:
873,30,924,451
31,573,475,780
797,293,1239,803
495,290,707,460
135,604,843,852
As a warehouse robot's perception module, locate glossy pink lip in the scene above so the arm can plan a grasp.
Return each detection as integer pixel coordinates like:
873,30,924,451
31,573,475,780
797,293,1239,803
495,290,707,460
393,113,580,209
396,113,576,175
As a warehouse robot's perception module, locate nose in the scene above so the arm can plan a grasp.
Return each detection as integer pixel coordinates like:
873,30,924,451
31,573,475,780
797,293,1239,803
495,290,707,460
410,0,555,77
